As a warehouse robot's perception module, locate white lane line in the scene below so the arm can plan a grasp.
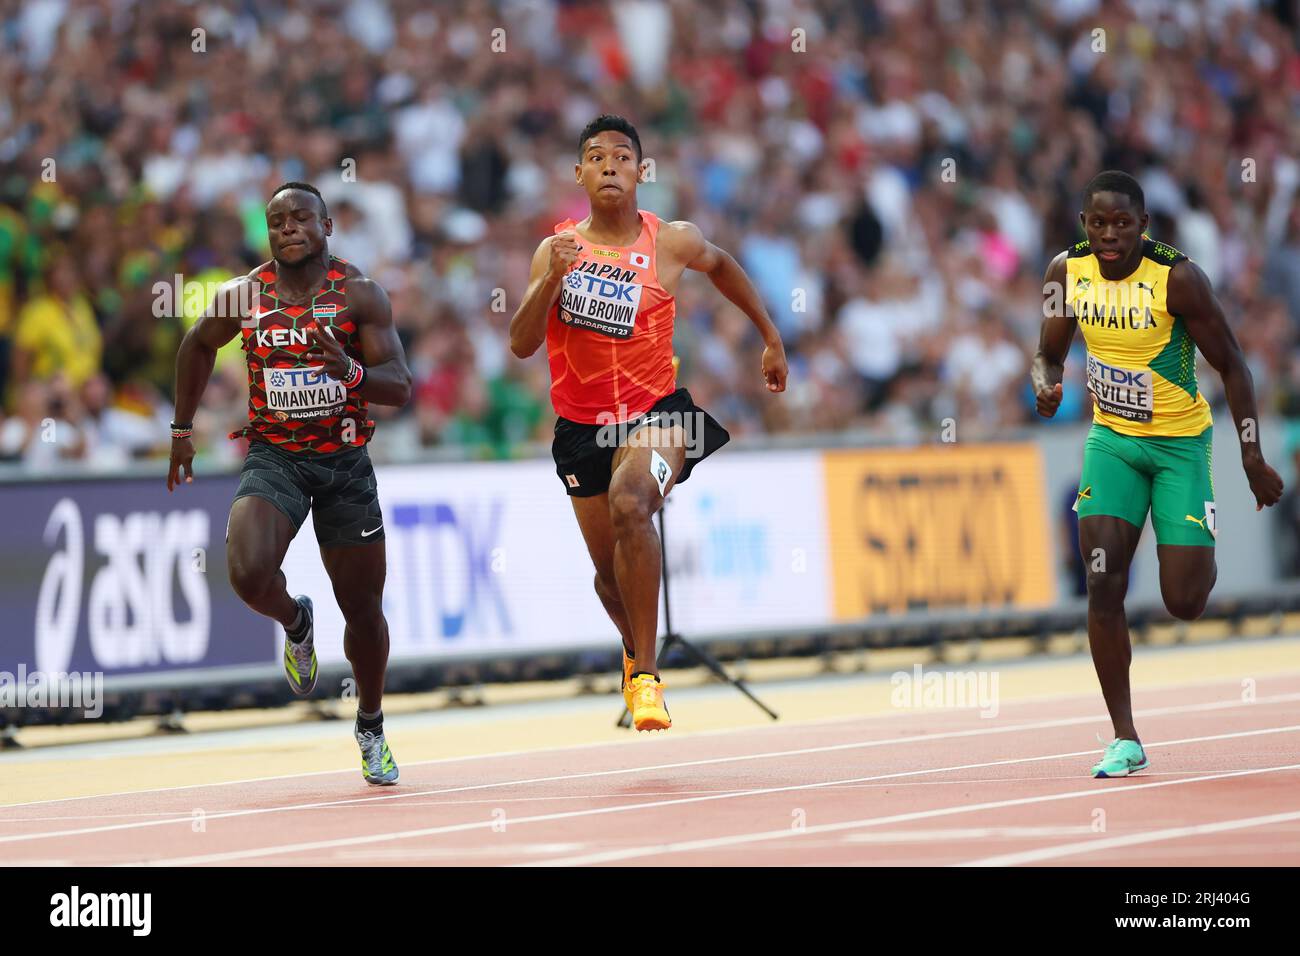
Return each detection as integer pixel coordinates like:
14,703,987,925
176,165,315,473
6,670,1298,809
0,790,750,821
845,826,1098,843
521,762,1300,867
128,724,1300,867
954,810,1300,866
3,690,1296,843
332,844,590,861
0,770,1244,823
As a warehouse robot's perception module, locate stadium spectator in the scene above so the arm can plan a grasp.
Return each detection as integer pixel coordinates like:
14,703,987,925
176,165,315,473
0,0,1295,470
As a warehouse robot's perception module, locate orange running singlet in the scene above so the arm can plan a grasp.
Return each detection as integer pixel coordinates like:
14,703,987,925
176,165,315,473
546,210,676,423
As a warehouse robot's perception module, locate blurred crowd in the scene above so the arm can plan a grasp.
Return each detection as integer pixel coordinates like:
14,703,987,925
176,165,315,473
2,0,1300,476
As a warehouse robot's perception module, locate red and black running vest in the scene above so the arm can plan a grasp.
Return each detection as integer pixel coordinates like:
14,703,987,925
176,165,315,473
230,256,374,454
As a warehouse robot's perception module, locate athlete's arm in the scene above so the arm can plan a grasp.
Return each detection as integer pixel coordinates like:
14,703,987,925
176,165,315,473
1167,259,1283,510
510,235,578,358
310,275,412,407
666,221,787,393
168,276,248,491
1031,251,1076,418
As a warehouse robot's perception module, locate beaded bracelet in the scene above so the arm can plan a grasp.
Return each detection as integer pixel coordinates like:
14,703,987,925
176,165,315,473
341,357,367,391
170,422,194,440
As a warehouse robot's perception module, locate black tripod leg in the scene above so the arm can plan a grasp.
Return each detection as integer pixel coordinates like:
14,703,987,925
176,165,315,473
668,635,779,720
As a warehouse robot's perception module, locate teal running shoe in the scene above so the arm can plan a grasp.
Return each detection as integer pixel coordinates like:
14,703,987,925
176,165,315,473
1092,738,1149,778
282,595,318,696
356,722,399,785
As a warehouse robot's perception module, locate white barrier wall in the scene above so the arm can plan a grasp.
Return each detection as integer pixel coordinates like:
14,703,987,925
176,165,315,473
649,451,832,638
283,453,832,665
270,417,1297,665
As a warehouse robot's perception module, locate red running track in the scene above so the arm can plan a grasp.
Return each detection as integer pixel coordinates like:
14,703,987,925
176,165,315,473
2,675,1299,867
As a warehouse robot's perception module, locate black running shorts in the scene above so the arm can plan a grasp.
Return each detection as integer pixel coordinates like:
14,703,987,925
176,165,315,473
551,387,731,497
232,440,385,547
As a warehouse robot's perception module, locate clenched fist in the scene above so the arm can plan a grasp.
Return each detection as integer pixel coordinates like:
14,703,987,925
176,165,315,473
1245,454,1284,511
547,232,582,281
1035,381,1063,418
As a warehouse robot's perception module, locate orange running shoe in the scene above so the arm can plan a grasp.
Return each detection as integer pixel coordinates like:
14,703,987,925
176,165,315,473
621,645,636,712
629,673,671,731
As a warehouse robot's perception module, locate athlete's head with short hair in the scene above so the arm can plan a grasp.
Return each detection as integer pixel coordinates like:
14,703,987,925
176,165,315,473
271,181,328,216
1081,170,1149,272
1084,170,1144,212
266,181,332,266
575,114,644,206
578,115,642,163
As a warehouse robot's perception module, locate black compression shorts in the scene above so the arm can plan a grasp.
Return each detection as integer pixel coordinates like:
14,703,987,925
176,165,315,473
551,387,730,497
232,440,384,547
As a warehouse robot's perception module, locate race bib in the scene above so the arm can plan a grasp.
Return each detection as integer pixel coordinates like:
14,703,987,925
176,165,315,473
262,365,346,421
1086,354,1153,423
558,269,643,338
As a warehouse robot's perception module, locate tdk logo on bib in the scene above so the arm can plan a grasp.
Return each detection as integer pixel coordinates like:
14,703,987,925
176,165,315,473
573,274,637,302
1087,354,1153,422
559,269,643,338
263,365,345,420
1093,363,1147,388
271,368,332,387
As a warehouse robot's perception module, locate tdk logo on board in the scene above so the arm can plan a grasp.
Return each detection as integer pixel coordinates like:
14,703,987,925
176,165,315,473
389,500,510,640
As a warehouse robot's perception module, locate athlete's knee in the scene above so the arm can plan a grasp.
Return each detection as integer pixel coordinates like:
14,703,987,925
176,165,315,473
608,488,652,535
1160,555,1215,621
1163,587,1209,622
1085,565,1128,612
228,555,275,603
593,571,621,605
337,592,382,624
337,591,384,630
